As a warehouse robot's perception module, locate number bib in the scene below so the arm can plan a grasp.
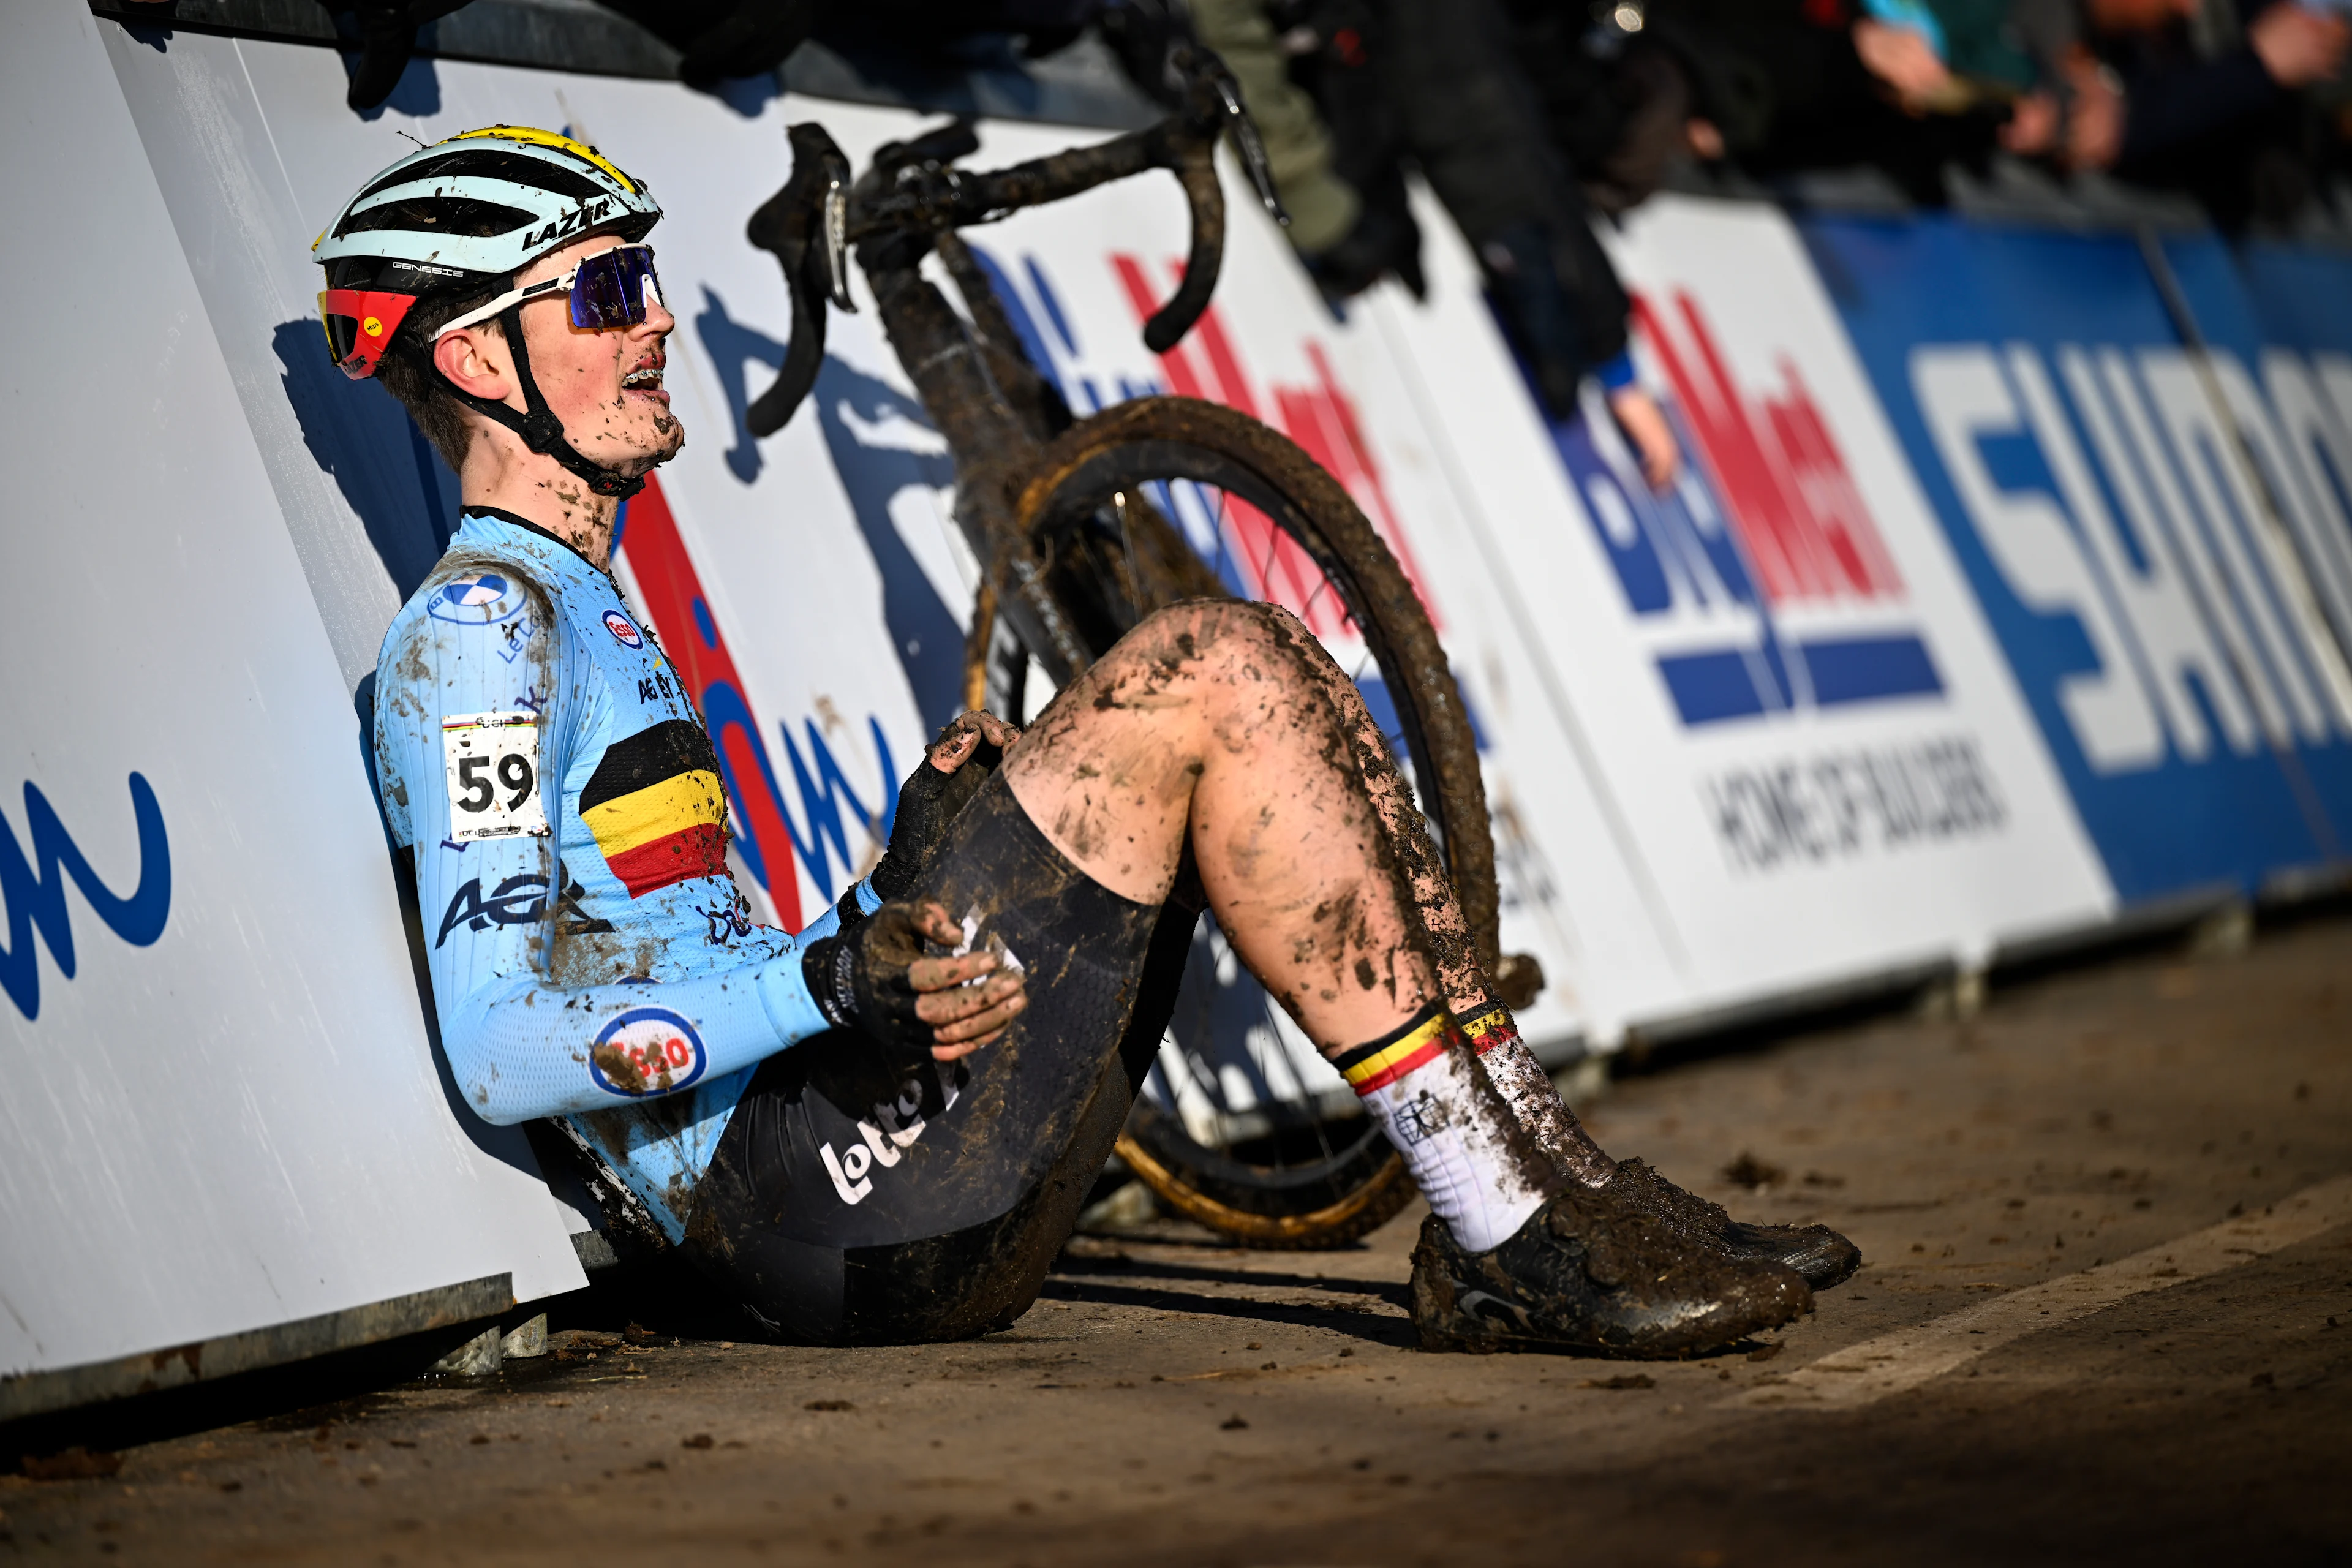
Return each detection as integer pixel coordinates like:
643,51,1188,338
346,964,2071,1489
441,711,549,840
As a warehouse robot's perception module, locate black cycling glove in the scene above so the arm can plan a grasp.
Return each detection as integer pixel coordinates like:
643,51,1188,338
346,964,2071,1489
801,902,940,1060
862,723,1003,906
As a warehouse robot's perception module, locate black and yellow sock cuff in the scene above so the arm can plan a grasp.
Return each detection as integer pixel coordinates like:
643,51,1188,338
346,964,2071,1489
1455,1000,1520,1056
1330,1002,1453,1095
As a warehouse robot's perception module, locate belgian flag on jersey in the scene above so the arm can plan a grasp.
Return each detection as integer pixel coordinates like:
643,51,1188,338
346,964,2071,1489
579,719,730,897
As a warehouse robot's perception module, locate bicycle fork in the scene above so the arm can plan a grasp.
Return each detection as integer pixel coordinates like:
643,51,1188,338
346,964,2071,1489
864,256,1091,692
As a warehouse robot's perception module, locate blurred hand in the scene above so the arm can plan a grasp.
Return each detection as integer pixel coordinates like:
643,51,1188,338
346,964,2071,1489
2001,91,2062,156
2062,49,2125,168
2252,4,2350,87
1853,19,1954,108
1608,386,1679,493
1685,117,1727,162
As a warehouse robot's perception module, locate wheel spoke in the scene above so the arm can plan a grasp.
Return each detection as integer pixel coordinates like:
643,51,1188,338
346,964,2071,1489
1300,570,1338,628
1112,492,1147,613
1257,998,1340,1169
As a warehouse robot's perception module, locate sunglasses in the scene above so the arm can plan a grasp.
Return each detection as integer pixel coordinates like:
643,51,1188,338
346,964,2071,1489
433,243,665,339
317,244,666,380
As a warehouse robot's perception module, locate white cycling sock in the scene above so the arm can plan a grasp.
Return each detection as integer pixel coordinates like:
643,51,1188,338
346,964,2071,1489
1333,1004,1548,1254
1458,1001,1616,1189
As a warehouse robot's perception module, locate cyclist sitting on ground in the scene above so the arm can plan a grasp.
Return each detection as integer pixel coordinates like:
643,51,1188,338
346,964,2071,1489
326,125,1857,1354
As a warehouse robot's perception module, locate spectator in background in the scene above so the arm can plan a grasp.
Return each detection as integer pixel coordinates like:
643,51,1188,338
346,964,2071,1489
1503,0,1727,217
1642,0,2015,202
1196,0,1683,489
2002,0,2348,227
1189,0,1429,298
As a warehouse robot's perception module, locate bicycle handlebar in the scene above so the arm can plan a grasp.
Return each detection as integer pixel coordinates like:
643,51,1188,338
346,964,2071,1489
744,45,1286,437
744,123,853,437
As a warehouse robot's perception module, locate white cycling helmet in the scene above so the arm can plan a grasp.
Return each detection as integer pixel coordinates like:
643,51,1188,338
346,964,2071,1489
315,126,665,497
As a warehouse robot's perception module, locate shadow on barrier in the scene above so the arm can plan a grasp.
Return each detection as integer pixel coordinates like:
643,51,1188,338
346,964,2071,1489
694,291,967,729
271,320,457,604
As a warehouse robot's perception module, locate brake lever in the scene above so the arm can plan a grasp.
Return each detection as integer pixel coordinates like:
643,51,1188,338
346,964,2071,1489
821,175,853,311
745,121,854,435
1205,62,1289,227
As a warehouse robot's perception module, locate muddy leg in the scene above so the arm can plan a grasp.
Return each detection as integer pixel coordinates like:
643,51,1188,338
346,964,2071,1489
1257,611,1616,1188
1003,599,1438,1052
1006,600,1557,1250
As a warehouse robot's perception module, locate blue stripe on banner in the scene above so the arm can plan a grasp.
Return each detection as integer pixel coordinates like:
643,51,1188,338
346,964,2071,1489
1659,650,1773,725
1798,633,1945,707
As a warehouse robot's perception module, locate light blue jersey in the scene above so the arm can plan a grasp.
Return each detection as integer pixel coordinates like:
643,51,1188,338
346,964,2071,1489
374,509,876,1238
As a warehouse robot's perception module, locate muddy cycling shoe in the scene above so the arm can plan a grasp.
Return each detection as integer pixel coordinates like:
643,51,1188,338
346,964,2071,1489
1602,1158,1862,1290
1409,1186,1812,1359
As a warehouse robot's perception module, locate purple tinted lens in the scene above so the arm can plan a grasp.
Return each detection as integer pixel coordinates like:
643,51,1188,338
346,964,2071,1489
568,247,658,330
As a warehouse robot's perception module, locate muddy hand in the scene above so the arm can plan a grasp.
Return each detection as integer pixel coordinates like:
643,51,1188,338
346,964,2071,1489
903,900,1027,1061
927,709,1022,775
800,900,1026,1063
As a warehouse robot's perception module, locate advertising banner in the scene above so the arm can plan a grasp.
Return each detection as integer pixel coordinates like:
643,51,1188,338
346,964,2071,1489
1805,214,2352,901
1,5,583,1387
1380,196,2117,1028
96,34,1692,1077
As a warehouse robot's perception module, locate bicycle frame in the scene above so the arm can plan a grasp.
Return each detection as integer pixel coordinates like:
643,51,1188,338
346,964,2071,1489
745,47,1285,685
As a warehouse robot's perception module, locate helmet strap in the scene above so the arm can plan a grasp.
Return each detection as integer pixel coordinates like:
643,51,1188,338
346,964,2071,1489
410,303,647,502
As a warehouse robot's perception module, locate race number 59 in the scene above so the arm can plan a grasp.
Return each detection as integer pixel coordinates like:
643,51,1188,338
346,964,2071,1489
440,711,549,840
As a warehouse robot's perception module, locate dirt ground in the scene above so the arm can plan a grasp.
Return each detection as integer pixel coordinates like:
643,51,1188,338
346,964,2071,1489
5,912,2348,1567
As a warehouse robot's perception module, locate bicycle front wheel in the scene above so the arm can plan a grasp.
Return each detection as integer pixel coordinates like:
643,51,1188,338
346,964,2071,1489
991,396,1497,1249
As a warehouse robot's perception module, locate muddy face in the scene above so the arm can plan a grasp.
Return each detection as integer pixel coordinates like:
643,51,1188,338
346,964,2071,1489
437,233,685,537
516,238,683,477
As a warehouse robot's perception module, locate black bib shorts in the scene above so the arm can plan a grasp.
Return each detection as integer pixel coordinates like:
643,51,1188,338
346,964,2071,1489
681,771,1196,1344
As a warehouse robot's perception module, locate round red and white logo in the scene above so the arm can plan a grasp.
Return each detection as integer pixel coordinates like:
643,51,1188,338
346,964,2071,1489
603,609,644,648
587,1006,706,1098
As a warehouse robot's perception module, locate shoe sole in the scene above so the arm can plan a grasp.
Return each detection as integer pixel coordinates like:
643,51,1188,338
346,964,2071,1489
1412,1270,1806,1360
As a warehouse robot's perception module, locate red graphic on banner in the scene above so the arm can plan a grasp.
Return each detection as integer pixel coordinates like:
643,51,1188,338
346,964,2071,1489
614,473,803,931
1111,255,1441,638
1632,291,1902,607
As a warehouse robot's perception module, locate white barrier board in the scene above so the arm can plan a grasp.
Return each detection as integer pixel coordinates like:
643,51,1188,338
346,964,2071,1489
0,5,582,1382
1378,195,2117,1029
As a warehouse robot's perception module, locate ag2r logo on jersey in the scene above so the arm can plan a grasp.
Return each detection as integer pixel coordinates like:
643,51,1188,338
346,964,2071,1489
1554,292,1945,728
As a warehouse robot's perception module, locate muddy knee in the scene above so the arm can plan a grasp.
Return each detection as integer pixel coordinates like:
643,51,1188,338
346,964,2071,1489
1127,597,1276,650
1130,599,1324,674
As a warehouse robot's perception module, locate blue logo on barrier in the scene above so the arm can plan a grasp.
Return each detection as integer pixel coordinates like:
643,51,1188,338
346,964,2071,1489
1802,214,2352,899
1,774,172,1021
1552,292,1944,728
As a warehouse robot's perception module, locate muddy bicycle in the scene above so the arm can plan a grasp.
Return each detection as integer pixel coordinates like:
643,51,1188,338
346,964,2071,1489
744,51,1525,1248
